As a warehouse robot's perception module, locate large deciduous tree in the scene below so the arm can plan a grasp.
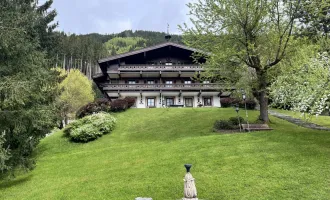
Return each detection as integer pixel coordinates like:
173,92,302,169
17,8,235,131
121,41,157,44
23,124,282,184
59,69,95,125
180,0,302,122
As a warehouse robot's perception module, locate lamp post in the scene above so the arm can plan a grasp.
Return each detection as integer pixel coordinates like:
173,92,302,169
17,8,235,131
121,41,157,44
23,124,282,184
235,104,242,132
241,89,250,132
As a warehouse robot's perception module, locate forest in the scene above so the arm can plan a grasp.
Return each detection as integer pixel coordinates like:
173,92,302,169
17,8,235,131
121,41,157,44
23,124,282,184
50,30,183,78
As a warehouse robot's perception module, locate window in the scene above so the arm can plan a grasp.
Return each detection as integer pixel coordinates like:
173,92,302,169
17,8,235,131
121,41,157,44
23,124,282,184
185,81,192,84
185,98,193,107
147,80,154,84
147,98,155,107
203,80,210,84
204,97,212,106
166,98,174,106
165,62,173,65
128,81,136,84
166,81,173,88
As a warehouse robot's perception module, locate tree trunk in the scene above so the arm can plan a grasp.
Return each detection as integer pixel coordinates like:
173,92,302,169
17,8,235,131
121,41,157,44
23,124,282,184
256,68,269,123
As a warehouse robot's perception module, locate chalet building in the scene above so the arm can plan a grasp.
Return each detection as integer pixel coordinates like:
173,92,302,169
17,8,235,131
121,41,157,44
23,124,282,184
93,37,231,108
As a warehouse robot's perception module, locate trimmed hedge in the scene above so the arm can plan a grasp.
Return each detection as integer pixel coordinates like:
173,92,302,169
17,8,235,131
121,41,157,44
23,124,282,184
64,113,116,143
76,99,111,119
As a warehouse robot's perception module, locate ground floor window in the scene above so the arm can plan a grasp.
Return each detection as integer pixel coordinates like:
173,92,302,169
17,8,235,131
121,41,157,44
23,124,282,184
166,98,174,106
147,98,155,107
203,97,212,106
185,98,193,107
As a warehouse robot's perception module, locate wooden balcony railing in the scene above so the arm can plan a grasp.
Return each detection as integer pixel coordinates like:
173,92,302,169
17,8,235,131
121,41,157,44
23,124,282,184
102,83,222,91
118,65,204,71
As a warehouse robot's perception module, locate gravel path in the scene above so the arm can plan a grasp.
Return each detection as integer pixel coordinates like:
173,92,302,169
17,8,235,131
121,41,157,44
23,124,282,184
268,110,330,131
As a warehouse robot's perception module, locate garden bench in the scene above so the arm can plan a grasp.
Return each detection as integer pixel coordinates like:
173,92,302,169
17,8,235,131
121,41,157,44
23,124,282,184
241,124,273,132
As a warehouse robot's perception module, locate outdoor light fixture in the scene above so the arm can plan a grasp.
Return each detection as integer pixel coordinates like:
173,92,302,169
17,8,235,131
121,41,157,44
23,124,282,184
235,104,242,132
241,89,250,132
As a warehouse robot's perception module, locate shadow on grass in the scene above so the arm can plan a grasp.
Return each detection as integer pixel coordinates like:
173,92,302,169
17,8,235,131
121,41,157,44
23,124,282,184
0,174,32,189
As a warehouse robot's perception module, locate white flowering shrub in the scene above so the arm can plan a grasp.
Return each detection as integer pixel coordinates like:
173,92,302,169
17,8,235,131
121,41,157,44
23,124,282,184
270,52,330,117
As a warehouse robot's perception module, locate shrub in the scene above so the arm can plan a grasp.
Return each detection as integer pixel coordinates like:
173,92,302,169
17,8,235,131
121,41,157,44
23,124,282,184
70,124,103,142
220,98,234,107
110,99,128,112
214,120,234,130
241,99,257,110
76,99,111,119
63,113,116,143
124,97,136,108
229,117,246,125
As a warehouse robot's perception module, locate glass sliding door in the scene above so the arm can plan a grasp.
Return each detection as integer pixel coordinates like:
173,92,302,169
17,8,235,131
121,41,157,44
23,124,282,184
147,98,155,107
185,98,193,107
166,98,174,106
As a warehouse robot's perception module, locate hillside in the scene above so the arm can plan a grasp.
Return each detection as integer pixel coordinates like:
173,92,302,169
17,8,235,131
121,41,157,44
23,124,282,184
1,108,330,199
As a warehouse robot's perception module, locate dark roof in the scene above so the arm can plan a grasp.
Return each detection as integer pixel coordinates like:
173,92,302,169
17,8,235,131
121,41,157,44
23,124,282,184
98,42,208,64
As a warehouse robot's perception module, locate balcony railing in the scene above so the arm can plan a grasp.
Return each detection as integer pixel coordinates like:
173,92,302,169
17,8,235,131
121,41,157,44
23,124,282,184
117,65,204,71
102,83,222,91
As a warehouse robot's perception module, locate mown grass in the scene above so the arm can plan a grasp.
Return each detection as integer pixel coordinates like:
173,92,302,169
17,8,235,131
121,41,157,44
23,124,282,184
271,108,330,128
1,108,330,200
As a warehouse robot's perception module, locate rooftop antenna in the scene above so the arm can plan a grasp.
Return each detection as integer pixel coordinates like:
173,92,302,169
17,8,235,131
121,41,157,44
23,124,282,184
165,23,172,42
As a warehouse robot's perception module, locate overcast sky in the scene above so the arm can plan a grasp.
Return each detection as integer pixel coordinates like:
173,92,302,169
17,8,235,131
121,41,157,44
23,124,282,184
50,0,192,35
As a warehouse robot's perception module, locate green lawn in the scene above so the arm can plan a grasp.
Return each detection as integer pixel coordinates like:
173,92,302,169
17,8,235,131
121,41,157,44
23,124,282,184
271,108,330,128
1,108,330,200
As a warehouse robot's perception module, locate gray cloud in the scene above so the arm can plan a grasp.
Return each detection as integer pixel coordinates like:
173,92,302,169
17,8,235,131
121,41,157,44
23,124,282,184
51,0,192,34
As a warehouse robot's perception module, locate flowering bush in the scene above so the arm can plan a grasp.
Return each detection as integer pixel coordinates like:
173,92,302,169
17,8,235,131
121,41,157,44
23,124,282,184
64,113,116,143
270,52,330,117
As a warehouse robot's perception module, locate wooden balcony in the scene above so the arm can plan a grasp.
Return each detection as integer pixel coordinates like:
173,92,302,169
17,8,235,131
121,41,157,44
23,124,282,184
117,64,203,71
102,83,223,91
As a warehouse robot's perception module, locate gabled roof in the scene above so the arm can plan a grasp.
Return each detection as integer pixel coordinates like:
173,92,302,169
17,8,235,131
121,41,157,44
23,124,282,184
98,42,207,64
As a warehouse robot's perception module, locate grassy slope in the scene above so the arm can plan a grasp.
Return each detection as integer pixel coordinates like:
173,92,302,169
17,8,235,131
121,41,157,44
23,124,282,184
1,108,330,200
271,108,330,128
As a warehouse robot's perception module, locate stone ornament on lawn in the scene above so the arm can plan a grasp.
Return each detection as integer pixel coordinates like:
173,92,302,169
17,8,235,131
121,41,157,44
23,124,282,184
183,164,198,200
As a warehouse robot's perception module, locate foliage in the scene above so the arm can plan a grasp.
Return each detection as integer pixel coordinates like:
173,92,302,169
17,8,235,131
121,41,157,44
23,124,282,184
59,69,95,117
270,49,330,117
214,120,234,130
297,0,330,38
110,99,129,112
0,134,10,172
221,98,256,110
124,97,136,108
104,37,147,55
49,30,183,76
229,117,246,126
214,116,246,130
180,0,302,122
64,113,116,143
76,99,112,119
220,98,236,108
0,0,60,173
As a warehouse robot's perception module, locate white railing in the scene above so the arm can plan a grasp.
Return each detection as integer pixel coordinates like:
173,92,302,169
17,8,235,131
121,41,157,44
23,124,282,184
102,83,222,90
118,65,203,71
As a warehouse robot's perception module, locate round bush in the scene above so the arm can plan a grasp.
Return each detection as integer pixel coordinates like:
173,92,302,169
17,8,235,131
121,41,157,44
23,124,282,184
228,116,246,125
64,113,116,143
214,120,234,130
